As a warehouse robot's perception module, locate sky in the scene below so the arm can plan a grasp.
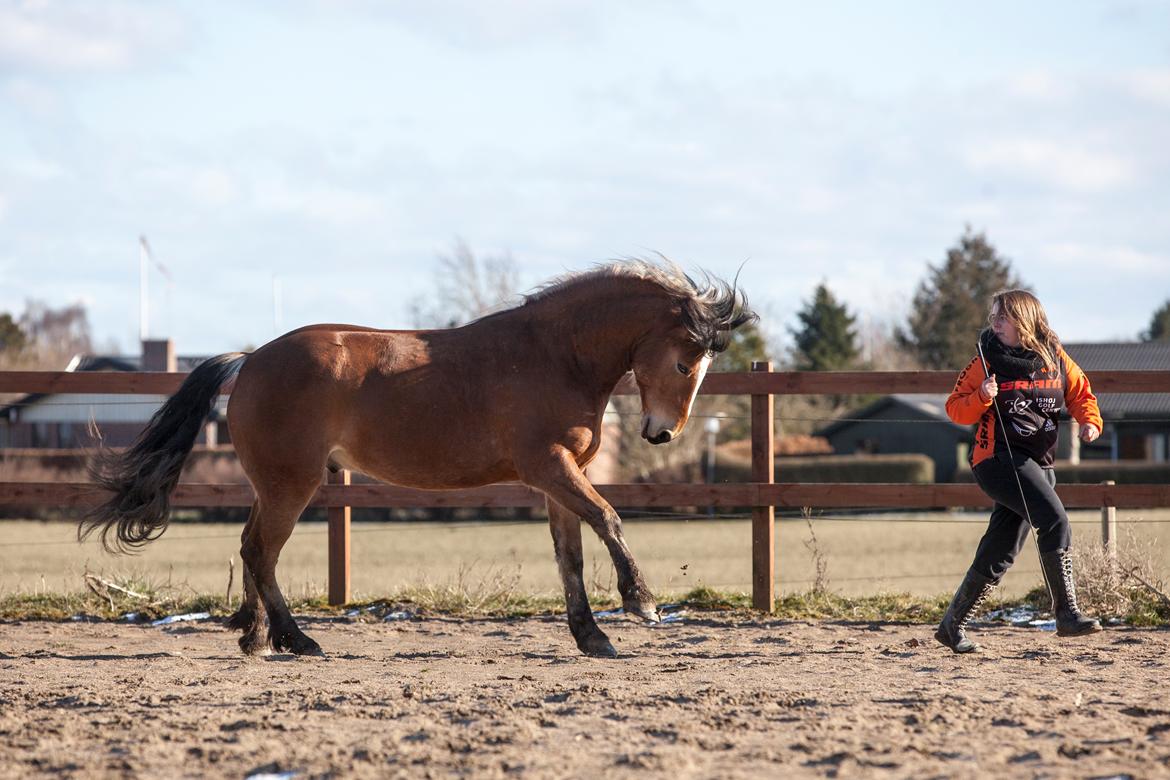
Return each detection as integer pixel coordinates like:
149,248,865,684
1,0,1168,358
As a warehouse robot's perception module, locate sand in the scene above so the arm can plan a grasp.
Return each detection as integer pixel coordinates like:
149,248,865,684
2,612,1168,778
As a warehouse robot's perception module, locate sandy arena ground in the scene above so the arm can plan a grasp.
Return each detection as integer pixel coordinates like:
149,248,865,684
1,613,1168,779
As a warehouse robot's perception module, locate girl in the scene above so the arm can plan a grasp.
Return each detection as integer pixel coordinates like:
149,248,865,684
937,289,1103,653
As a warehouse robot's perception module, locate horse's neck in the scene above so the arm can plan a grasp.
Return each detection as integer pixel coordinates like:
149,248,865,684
531,281,670,394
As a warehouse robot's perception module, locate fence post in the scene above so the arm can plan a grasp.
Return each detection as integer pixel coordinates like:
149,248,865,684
328,468,352,605
1101,479,1117,560
751,361,775,612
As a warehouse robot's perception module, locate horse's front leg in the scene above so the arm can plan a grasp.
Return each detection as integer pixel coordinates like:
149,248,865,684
523,449,660,625
547,498,616,657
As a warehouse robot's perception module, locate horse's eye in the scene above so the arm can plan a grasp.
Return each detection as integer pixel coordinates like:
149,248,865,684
677,362,691,376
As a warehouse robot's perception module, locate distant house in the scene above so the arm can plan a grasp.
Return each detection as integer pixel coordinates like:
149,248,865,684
815,394,971,482
0,339,223,449
1064,341,1170,462
814,341,1170,481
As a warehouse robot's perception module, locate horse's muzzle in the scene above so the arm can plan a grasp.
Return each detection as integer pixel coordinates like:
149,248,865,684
644,430,673,445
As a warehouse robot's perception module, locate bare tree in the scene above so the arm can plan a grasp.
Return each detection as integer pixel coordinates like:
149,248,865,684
410,239,521,328
0,300,93,371
19,300,92,355
858,315,921,371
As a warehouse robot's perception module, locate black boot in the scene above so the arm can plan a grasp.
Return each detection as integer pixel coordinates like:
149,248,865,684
935,568,998,653
1039,548,1102,637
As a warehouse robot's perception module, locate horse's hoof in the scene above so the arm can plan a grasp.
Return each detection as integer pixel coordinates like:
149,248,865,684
296,640,326,657
274,630,324,657
623,600,660,624
578,633,618,658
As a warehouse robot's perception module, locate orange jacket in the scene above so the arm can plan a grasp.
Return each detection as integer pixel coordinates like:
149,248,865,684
947,348,1102,468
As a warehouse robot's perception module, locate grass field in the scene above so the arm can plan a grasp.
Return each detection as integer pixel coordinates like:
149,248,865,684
3,508,1167,601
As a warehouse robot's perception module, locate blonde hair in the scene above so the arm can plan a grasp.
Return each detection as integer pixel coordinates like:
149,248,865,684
989,289,1061,372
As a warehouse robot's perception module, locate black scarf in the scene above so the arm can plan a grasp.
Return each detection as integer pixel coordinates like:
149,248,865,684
977,328,1045,379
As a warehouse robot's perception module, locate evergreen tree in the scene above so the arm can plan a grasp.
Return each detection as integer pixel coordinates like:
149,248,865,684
1142,300,1170,342
0,313,27,354
713,320,769,372
789,282,859,371
897,227,1025,369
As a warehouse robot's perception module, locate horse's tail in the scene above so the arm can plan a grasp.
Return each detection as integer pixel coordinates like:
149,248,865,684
80,352,249,553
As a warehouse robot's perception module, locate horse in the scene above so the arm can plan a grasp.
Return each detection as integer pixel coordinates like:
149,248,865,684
81,260,756,658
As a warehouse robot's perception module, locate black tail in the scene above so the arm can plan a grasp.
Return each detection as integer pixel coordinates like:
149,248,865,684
80,352,248,553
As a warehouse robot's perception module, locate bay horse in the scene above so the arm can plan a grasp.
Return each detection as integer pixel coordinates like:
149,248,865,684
81,260,756,658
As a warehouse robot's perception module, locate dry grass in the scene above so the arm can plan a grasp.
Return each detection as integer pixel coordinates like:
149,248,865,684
1071,530,1170,625
801,508,830,595
396,560,537,616
3,562,1164,627
3,511,1168,613
0,577,983,625
0,551,926,623
0,568,261,622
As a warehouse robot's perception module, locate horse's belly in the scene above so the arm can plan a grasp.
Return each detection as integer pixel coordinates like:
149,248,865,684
330,436,519,490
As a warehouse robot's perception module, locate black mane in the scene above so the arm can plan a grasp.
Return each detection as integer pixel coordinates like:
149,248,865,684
678,271,758,354
528,258,758,352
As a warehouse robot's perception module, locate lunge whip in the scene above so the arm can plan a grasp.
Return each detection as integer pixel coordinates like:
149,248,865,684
976,339,1036,531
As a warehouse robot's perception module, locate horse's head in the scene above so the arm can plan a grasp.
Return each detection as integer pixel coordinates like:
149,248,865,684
632,271,757,445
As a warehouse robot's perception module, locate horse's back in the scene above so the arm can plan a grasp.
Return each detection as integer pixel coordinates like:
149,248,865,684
226,324,526,488
227,327,419,461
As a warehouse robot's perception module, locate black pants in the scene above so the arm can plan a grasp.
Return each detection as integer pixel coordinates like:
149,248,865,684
969,452,1072,581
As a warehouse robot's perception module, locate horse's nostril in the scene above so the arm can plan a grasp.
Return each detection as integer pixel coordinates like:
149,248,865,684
648,430,673,445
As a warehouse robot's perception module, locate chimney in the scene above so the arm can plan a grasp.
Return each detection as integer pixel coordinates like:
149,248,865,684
142,339,177,372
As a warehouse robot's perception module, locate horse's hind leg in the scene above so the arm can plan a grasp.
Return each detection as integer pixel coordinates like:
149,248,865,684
241,480,323,656
225,502,266,643
547,498,616,658
224,563,262,631
234,567,269,655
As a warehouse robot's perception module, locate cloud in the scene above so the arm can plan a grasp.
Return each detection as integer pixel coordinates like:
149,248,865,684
2,7,1166,349
5,154,65,181
0,1,188,74
300,0,608,49
190,168,239,207
2,76,61,115
253,178,390,228
1121,68,1170,107
962,138,1135,193
135,161,241,208
1002,69,1074,102
1040,242,1170,277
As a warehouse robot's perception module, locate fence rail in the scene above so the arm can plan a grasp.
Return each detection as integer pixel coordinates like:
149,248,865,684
4,480,1170,510
4,369,1168,396
3,367,1170,609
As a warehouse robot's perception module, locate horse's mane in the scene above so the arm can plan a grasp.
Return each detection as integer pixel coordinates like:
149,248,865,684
524,258,757,353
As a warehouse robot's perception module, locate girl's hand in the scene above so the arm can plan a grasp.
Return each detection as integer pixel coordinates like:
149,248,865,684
1080,423,1100,443
979,374,998,402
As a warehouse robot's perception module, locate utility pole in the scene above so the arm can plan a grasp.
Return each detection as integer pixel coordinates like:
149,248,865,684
139,236,150,341
272,275,283,336
705,415,721,516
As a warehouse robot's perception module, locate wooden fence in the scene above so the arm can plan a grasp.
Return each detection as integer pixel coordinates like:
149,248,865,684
3,366,1170,610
